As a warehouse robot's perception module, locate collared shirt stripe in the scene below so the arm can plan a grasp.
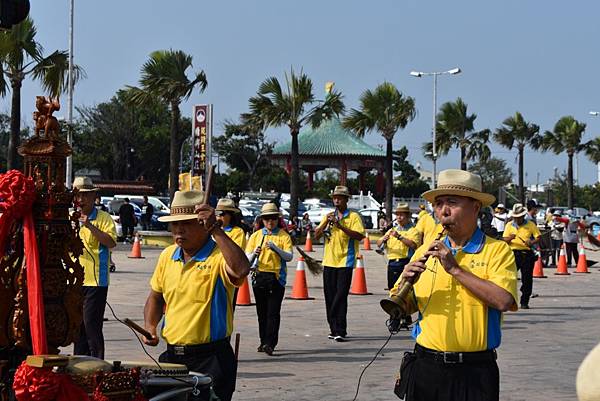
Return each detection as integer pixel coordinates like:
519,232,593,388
210,276,229,342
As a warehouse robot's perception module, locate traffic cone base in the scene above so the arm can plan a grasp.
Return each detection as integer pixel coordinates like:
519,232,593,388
287,257,314,300
555,245,570,275
350,255,372,295
128,233,145,259
574,244,590,274
533,256,547,278
304,231,314,253
363,233,371,251
236,277,254,306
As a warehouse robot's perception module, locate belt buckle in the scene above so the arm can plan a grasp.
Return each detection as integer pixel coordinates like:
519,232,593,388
443,352,462,364
173,346,186,356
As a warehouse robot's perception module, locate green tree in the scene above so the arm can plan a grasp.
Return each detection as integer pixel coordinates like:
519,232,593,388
248,70,344,217
127,49,207,200
0,17,83,169
392,146,430,198
493,112,539,205
343,82,415,220
468,157,513,201
532,116,588,208
423,97,490,170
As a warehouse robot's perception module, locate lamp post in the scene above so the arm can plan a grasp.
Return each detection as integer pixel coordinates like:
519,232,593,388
589,111,600,183
66,0,75,188
410,67,461,188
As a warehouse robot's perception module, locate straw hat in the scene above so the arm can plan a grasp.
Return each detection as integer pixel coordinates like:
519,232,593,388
259,203,281,217
215,198,239,213
394,203,410,214
511,203,527,218
330,185,351,198
73,176,99,192
422,169,495,207
157,190,204,222
577,342,600,401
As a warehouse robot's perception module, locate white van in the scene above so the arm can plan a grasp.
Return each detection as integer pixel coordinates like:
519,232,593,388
113,195,170,213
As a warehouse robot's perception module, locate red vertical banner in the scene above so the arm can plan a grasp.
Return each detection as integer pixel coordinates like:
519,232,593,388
192,105,209,178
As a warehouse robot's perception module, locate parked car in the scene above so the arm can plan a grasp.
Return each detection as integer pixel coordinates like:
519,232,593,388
113,195,170,213
305,207,335,225
127,198,169,231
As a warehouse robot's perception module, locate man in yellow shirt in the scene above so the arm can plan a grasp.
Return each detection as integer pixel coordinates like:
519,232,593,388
503,203,541,309
72,177,117,360
314,185,365,341
415,203,444,245
392,169,517,401
143,190,250,401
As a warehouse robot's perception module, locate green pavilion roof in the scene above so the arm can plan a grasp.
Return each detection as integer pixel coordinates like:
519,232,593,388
272,119,385,158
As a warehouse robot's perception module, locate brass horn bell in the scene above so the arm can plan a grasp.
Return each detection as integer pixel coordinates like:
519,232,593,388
380,279,413,319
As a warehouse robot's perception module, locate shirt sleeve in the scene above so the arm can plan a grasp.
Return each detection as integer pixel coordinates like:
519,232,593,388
350,212,365,235
405,227,421,247
282,231,293,252
317,214,328,229
487,242,519,311
502,224,513,238
100,212,117,242
150,250,167,293
531,224,541,239
245,232,256,253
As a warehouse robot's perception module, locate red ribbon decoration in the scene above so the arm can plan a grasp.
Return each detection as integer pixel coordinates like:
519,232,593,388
13,362,90,401
0,170,47,354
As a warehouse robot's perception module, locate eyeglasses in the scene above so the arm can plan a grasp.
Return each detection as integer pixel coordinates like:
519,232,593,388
263,216,279,221
215,211,225,217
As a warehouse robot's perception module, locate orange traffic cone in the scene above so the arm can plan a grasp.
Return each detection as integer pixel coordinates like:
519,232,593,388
574,243,590,273
555,244,570,275
304,231,314,252
363,233,371,251
533,255,547,278
128,233,144,259
236,277,253,306
596,230,600,242
287,257,314,300
350,255,372,295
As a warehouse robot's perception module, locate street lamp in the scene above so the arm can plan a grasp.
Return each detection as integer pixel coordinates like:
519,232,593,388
410,67,462,187
66,0,75,188
589,111,600,183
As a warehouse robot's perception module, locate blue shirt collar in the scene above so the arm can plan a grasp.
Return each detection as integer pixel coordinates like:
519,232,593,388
223,225,233,232
171,238,217,263
88,207,98,221
397,222,414,230
262,227,280,235
341,209,350,218
443,227,485,255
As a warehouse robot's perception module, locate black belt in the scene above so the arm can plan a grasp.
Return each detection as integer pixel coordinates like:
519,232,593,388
167,337,230,356
415,343,496,364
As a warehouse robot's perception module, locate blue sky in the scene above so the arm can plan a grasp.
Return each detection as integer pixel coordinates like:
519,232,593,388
11,0,600,186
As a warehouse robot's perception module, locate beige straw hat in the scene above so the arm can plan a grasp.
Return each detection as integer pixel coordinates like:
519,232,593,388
394,203,411,214
216,198,239,213
422,169,495,207
259,203,281,217
511,203,527,218
577,341,600,401
158,190,204,222
73,176,99,192
330,185,351,198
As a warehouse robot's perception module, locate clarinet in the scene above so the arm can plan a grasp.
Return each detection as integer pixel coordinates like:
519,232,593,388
249,230,268,280
323,208,339,241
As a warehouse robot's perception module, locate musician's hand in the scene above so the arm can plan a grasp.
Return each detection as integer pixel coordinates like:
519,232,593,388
390,231,399,238
195,204,217,228
254,246,262,256
424,240,460,275
326,213,337,225
142,329,159,346
401,259,427,283
508,234,516,242
78,212,90,227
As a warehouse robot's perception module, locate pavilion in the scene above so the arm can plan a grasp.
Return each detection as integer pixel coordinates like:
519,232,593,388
272,119,386,192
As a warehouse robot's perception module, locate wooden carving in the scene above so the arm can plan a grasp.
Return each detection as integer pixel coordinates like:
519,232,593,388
33,96,61,140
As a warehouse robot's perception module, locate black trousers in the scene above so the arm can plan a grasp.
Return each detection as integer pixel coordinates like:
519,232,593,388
406,355,499,401
122,222,134,238
159,339,236,401
74,286,108,359
513,250,534,306
565,241,579,265
252,275,285,348
323,266,353,337
387,258,410,290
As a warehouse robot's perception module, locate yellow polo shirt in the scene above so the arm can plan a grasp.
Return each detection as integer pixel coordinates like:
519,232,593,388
385,224,420,260
150,240,239,345
415,211,444,245
78,208,117,287
223,225,247,249
246,228,293,285
503,221,541,251
318,209,365,268
392,228,518,352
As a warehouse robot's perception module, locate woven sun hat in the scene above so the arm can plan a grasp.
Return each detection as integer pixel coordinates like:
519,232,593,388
73,176,99,192
330,185,351,198
576,342,600,401
394,203,411,214
422,169,495,207
553,210,562,217
215,198,239,213
158,190,204,222
259,202,281,218
511,203,528,218
497,203,506,210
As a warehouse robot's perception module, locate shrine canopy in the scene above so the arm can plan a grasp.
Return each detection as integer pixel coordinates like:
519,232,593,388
271,119,385,191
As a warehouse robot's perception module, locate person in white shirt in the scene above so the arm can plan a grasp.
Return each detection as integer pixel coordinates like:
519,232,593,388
548,211,565,266
561,210,580,266
491,203,508,235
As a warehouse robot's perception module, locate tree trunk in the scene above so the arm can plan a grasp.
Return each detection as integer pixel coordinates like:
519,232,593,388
460,146,467,170
7,79,22,170
169,102,181,201
385,137,393,221
567,153,574,209
518,145,525,205
290,128,300,218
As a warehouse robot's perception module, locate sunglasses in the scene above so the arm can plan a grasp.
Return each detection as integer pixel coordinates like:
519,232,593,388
262,215,279,221
215,211,225,217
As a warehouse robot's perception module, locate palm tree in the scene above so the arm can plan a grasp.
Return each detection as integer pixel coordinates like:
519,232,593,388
585,138,600,180
493,112,540,204
249,69,344,217
532,116,588,208
0,17,83,169
343,82,416,220
127,49,207,200
423,97,490,171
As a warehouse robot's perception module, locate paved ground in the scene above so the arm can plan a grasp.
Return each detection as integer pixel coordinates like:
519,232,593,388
63,241,600,401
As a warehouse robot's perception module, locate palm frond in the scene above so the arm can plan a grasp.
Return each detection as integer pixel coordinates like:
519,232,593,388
30,50,85,97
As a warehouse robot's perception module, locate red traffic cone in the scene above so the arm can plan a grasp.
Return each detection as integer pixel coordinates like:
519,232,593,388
350,255,372,295
128,233,144,259
363,233,371,251
533,255,547,278
304,231,314,252
555,244,570,275
236,277,253,306
287,257,314,300
574,243,590,273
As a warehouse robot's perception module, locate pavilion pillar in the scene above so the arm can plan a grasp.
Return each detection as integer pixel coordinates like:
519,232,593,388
375,168,384,196
307,167,314,190
340,159,348,186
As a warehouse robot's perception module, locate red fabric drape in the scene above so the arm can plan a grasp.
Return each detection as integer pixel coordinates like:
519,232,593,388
13,362,90,401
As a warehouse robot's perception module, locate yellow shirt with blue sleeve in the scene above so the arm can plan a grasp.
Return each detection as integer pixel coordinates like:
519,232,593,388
79,208,117,287
392,228,518,352
150,240,239,345
319,209,365,268
502,220,541,251
385,224,420,260
246,227,293,286
223,225,247,249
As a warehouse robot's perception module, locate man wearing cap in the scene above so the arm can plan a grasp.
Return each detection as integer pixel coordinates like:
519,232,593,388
314,185,365,341
491,204,508,235
392,169,517,401
72,177,117,359
142,190,250,401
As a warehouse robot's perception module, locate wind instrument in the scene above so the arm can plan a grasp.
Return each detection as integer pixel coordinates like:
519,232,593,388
322,207,339,241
